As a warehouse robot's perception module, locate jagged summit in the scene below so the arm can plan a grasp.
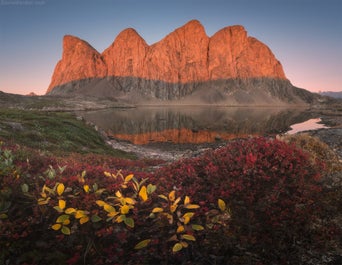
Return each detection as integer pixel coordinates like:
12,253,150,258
102,27,148,77
48,35,107,90
46,20,316,105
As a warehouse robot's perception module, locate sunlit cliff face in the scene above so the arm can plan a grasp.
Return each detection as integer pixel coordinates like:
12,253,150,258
110,128,257,144
47,20,286,93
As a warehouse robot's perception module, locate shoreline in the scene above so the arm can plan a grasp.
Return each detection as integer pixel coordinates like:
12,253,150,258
104,112,342,162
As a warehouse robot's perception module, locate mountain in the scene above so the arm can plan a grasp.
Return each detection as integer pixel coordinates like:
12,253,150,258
47,20,318,105
319,91,342,99
48,35,107,90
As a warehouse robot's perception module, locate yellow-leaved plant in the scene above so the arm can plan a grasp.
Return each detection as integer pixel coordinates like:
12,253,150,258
37,168,231,255
37,181,102,235
96,173,156,229
205,198,232,230
135,190,204,253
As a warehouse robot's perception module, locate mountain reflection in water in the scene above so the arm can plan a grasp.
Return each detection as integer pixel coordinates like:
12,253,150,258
78,107,315,145
113,128,259,144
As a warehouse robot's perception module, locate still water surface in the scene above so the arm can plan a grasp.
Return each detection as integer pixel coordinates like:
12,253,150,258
78,107,326,145
286,118,329,134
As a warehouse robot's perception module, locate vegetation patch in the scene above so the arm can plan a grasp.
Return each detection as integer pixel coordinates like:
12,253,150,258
0,108,133,158
278,133,342,175
0,137,340,264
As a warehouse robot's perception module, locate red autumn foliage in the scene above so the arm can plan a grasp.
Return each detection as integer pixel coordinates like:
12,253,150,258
152,138,329,262
0,138,340,265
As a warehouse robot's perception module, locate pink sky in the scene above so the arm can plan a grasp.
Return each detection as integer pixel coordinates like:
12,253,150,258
0,0,341,95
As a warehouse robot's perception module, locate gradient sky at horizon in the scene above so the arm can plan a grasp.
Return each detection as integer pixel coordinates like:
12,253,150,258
0,0,341,95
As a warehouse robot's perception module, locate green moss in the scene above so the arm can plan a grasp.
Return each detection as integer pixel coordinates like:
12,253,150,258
0,108,134,159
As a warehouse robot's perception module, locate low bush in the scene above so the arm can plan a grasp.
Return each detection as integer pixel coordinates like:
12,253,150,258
278,133,342,175
153,137,339,264
0,138,340,264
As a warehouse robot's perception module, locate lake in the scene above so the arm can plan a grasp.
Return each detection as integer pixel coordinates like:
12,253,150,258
77,107,325,145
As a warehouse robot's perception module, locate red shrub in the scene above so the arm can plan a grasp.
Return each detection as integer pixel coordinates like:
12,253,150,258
1,138,338,265
153,137,325,263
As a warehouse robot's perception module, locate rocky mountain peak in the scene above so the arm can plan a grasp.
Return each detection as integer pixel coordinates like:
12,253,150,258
141,19,209,83
102,28,148,77
178,19,206,34
47,20,302,104
47,35,107,93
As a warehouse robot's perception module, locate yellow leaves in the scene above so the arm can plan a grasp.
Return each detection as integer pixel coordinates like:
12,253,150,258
124,174,134,182
170,204,178,213
116,215,125,223
152,207,164,213
65,208,76,214
96,194,135,227
184,196,190,205
172,243,183,253
104,171,135,188
218,198,226,211
52,223,62,231
42,184,53,195
167,191,181,213
37,197,50,205
107,211,119,218
79,216,89,225
104,171,112,178
134,239,151,250
176,225,185,233
96,200,106,207
168,190,176,201
58,199,66,210
98,201,117,218
120,205,130,215
37,171,211,253
70,210,89,224
174,197,181,206
184,194,200,210
75,210,88,219
52,214,71,234
115,190,122,198
56,214,69,224
38,183,65,206
104,204,116,213
158,194,168,201
56,183,65,196
183,217,190,225
83,185,90,193
78,171,86,184
62,219,71,225
185,204,200,209
139,186,148,202
183,212,194,219
181,234,196,241
40,191,47,199
180,212,195,225
124,197,136,205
